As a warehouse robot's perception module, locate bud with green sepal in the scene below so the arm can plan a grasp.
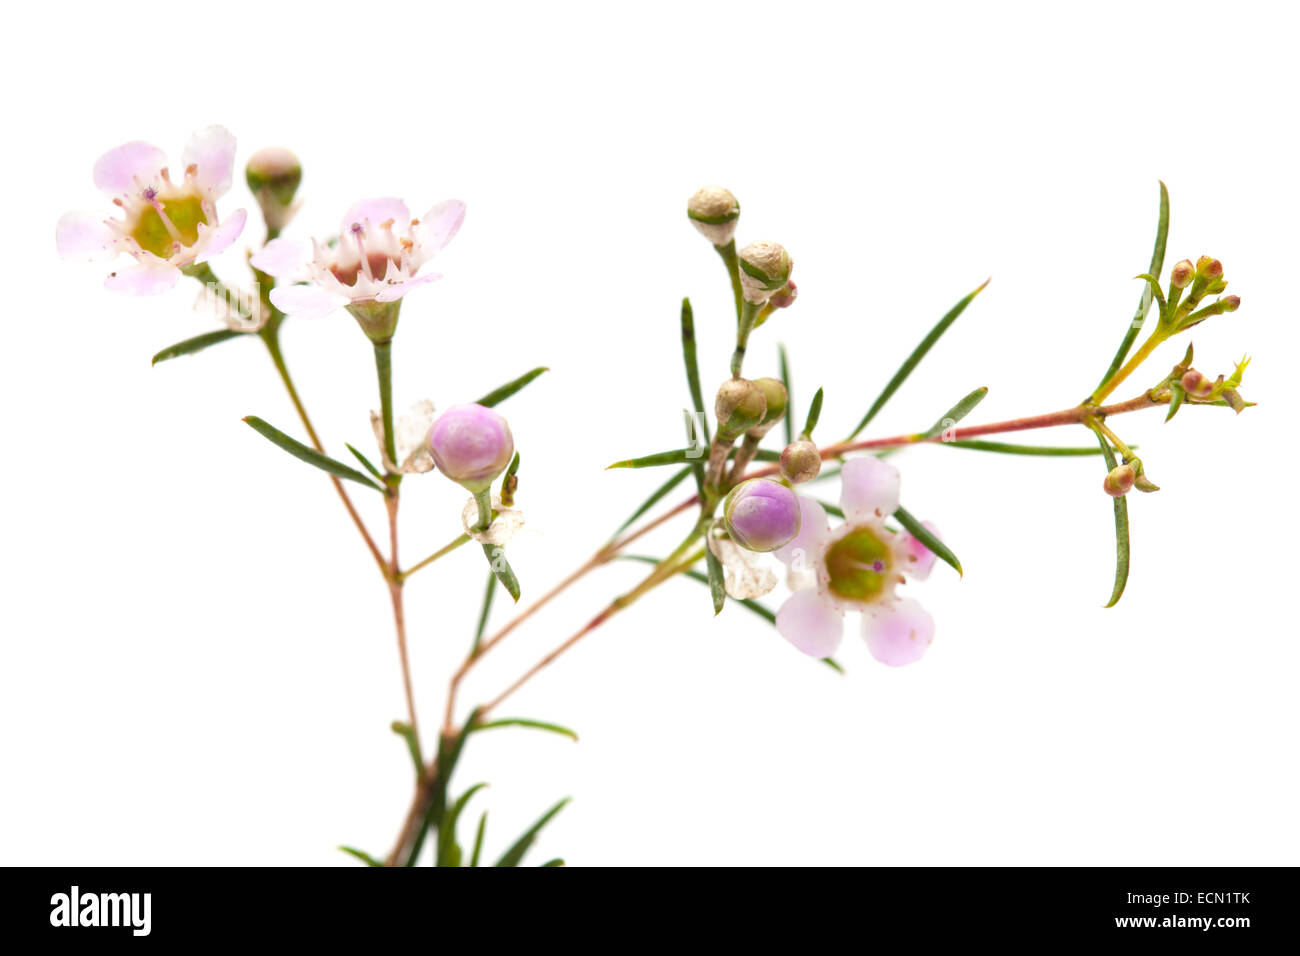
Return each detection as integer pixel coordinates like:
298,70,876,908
780,438,821,484
707,377,767,489
732,241,793,376
687,185,740,247
727,377,788,484
245,147,302,239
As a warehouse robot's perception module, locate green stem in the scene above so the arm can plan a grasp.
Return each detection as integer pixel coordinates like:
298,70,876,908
373,340,398,471
400,533,472,581
471,488,493,533
730,300,761,377
715,240,744,321
1091,331,1166,405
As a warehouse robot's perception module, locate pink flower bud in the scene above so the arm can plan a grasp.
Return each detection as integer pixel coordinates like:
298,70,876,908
723,478,801,553
1103,464,1136,498
1170,259,1195,289
1180,369,1214,399
427,404,515,492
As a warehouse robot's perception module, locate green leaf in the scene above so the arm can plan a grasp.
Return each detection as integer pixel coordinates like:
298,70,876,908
477,367,549,408
680,298,711,446
438,782,488,868
407,711,479,867
151,328,246,365
939,439,1118,456
494,797,570,867
539,858,566,867
779,344,795,446
846,279,990,440
242,416,384,491
345,443,384,481
1165,382,1186,423
1096,181,1170,391
338,845,385,867
471,572,497,655
801,387,824,440
820,657,845,675
472,717,579,742
481,542,521,603
607,447,778,469
390,720,422,776
705,544,726,615
1093,430,1130,607
470,812,488,867
894,505,962,577
920,386,988,439
609,466,692,539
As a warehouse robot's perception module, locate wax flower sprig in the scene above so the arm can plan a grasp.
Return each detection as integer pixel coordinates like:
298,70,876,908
58,128,1257,866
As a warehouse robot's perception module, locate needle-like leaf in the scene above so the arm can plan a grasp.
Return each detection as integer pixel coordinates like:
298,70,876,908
472,717,579,742
476,367,549,408
920,386,988,440
494,798,571,867
1093,430,1131,607
243,416,383,491
151,328,247,365
894,505,962,577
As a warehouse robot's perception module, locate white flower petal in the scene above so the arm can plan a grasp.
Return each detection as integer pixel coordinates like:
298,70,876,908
93,141,166,196
840,456,901,522
249,237,310,278
708,533,777,600
862,598,935,667
56,212,117,261
340,198,410,234
182,125,237,196
418,199,466,252
374,272,441,303
103,255,181,295
192,208,247,264
462,495,525,546
775,589,844,658
269,284,349,320
774,496,830,570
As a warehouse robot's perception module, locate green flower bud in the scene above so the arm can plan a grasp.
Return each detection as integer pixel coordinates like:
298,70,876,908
750,377,788,434
1170,259,1195,289
715,377,767,439
737,240,793,304
687,185,740,246
246,147,302,235
780,439,821,484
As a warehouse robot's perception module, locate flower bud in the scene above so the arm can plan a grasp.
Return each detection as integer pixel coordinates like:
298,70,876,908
737,241,793,304
1180,369,1215,399
1196,256,1224,279
1170,259,1195,289
427,403,515,493
768,280,798,310
245,147,302,233
686,185,740,246
715,378,767,439
1219,294,1241,312
723,478,802,553
751,377,788,433
1102,464,1136,498
780,439,821,484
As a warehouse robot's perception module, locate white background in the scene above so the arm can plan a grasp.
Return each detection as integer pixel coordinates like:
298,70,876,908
2,1,1296,866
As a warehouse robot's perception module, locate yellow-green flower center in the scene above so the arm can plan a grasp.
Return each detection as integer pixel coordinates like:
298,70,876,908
131,195,207,258
824,526,893,603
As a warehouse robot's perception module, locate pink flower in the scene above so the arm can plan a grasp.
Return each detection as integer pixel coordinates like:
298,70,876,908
772,457,940,666
56,126,247,295
251,197,465,322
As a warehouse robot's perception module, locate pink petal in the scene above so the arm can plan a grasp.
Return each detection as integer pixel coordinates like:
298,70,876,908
840,456,901,522
374,271,442,303
774,496,830,571
340,198,410,235
103,255,181,295
418,199,466,252
56,211,117,260
269,284,349,320
862,598,934,667
249,237,309,278
93,141,167,196
775,589,844,658
182,125,237,196
192,208,247,264
899,520,941,580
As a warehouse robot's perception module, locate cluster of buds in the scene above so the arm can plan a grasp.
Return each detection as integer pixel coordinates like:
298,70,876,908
1149,255,1240,335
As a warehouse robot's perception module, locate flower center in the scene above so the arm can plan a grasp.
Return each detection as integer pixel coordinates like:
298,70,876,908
131,194,207,258
824,525,893,603
331,251,399,287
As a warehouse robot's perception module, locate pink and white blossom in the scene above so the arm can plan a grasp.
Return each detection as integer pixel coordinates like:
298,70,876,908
251,197,465,321
772,457,941,666
56,126,247,295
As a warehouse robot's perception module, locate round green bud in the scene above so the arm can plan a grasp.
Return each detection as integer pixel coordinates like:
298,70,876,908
715,378,767,439
687,185,740,246
737,240,793,304
750,377,788,433
245,147,302,206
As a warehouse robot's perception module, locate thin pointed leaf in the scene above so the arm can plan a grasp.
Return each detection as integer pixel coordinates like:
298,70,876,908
1097,181,1170,390
473,717,579,742
894,505,962,576
470,812,488,867
243,416,383,490
476,366,549,408
338,845,385,867
680,298,711,445
1165,383,1186,423
539,858,566,867
820,657,845,675
940,439,1119,456
151,328,246,365
779,344,795,446
482,543,521,602
608,447,778,469
847,279,990,440
705,544,726,615
345,442,384,480
920,386,988,439
390,721,422,776
609,466,692,538
494,797,571,868
1094,431,1130,607
471,572,497,655
408,710,479,867
801,387,824,440
438,782,489,867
